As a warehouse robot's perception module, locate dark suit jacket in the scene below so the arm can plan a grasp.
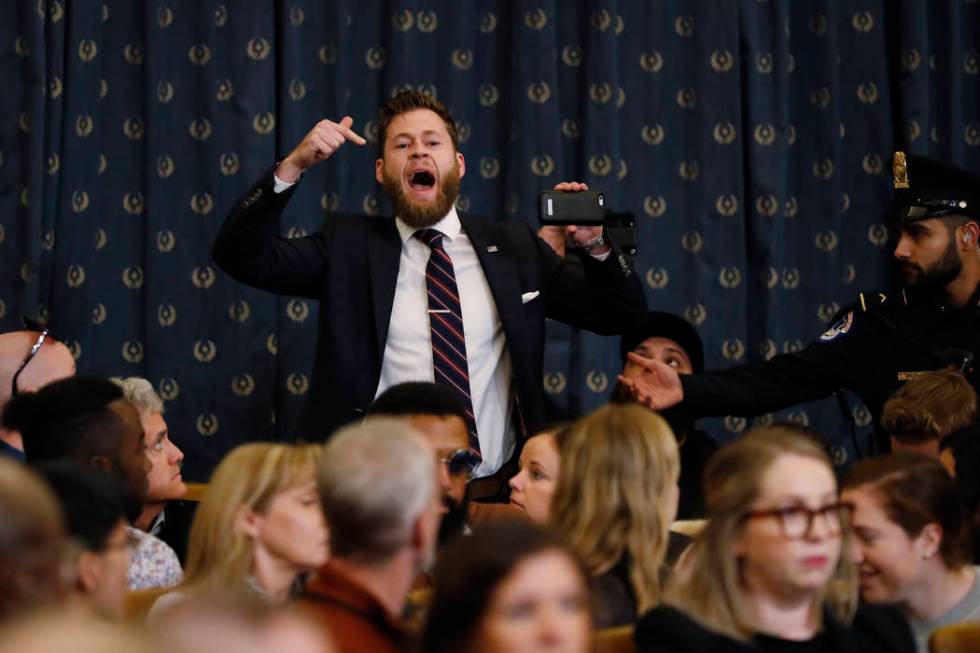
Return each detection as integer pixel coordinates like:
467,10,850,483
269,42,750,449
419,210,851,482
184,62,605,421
212,165,647,441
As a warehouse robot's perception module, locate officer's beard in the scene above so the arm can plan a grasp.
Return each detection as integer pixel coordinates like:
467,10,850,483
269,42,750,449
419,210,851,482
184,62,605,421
382,163,461,230
903,236,962,289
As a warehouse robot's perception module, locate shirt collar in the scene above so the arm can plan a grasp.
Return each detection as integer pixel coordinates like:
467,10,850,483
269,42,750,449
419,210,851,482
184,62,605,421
394,205,462,245
149,508,166,536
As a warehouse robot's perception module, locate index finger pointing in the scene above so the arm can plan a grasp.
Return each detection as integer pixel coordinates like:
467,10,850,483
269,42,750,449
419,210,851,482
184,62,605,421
343,128,367,146
337,116,367,145
625,351,657,370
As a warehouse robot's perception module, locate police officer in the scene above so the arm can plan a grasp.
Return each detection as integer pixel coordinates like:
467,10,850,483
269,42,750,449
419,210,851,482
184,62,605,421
619,153,980,452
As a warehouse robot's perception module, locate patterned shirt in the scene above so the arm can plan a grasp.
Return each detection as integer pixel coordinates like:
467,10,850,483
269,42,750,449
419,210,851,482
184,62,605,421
127,526,183,590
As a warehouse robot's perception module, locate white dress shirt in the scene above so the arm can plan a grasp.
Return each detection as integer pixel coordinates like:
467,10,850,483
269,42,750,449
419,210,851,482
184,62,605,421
274,174,514,476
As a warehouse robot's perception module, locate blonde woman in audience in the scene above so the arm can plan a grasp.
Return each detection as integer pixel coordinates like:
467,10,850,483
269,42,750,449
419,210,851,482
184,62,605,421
507,424,567,523
843,452,980,653
424,520,591,653
150,443,327,618
637,426,914,653
550,404,682,628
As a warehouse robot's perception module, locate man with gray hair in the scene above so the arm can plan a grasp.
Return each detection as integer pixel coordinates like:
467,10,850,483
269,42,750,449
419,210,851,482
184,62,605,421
300,417,441,653
112,377,191,563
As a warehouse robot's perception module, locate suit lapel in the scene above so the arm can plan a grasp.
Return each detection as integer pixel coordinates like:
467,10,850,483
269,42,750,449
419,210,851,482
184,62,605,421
367,220,403,363
461,213,532,384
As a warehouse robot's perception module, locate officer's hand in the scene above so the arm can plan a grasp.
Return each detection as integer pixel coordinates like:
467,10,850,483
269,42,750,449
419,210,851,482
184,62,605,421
537,182,609,256
277,116,367,182
616,353,684,409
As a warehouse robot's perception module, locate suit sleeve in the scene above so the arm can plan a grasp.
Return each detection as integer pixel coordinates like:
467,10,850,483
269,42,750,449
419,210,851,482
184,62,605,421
535,226,648,335
679,311,866,417
212,165,332,299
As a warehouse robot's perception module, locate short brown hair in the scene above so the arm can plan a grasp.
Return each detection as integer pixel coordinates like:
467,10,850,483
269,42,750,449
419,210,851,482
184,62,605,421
843,452,972,569
377,90,459,154
881,369,977,444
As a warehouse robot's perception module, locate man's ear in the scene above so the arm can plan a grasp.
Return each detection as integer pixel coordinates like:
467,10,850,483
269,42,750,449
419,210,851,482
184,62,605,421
959,221,979,249
76,550,100,593
456,151,466,179
375,157,384,184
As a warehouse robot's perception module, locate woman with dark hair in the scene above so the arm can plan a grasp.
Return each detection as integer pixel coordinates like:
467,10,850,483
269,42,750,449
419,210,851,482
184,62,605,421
424,520,591,653
843,452,980,652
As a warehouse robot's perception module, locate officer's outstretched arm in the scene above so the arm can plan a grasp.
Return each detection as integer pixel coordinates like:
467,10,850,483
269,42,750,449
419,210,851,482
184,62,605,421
617,354,684,410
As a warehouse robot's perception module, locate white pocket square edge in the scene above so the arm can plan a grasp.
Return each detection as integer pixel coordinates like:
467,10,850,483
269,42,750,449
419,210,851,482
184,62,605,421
521,291,540,304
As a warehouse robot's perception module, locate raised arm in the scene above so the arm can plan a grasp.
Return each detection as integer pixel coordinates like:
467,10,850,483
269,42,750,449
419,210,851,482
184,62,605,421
212,117,366,298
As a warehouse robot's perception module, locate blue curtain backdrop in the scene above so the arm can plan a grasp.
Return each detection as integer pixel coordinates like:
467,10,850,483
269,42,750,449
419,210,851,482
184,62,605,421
2,1,979,480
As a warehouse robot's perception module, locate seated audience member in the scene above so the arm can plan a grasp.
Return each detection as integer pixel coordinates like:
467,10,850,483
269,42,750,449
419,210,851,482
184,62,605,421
37,462,135,620
612,311,718,518
151,443,326,618
637,426,914,653
0,322,75,459
5,376,182,590
507,424,567,523
424,520,591,653
0,457,67,621
302,418,441,653
843,453,979,652
369,382,520,540
112,377,192,563
551,404,683,628
939,424,980,561
880,369,977,458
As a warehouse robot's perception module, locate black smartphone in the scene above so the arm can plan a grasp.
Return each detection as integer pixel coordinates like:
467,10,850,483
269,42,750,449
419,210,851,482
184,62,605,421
538,190,606,225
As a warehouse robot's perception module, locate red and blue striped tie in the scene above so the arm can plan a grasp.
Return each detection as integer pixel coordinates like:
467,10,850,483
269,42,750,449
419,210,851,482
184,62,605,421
415,229,481,458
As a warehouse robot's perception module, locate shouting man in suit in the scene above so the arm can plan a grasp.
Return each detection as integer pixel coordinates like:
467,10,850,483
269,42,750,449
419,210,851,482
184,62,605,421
213,91,646,487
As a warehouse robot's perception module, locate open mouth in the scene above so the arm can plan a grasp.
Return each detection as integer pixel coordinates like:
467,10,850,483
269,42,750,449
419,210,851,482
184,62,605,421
408,169,436,191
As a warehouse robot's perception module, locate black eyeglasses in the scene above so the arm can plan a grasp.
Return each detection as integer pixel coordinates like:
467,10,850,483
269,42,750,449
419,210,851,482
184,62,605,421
742,502,853,540
11,317,53,397
440,448,481,478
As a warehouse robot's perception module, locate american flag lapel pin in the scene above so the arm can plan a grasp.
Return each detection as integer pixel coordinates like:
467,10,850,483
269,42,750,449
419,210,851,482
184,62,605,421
487,245,498,252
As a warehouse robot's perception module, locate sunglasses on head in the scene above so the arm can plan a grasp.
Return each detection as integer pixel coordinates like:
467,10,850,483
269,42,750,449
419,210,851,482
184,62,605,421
11,317,54,397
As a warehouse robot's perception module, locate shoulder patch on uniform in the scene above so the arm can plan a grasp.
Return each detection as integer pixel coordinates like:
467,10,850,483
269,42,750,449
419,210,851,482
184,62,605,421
819,311,854,342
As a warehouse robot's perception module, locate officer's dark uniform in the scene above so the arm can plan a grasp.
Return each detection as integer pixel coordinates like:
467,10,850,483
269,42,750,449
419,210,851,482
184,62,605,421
678,153,980,451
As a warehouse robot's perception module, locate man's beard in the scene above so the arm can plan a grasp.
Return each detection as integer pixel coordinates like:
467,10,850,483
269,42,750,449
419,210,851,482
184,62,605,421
901,236,962,288
437,493,468,547
382,163,461,229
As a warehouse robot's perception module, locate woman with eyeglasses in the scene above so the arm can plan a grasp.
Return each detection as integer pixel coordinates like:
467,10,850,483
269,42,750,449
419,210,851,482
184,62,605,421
637,426,914,653
843,452,980,653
